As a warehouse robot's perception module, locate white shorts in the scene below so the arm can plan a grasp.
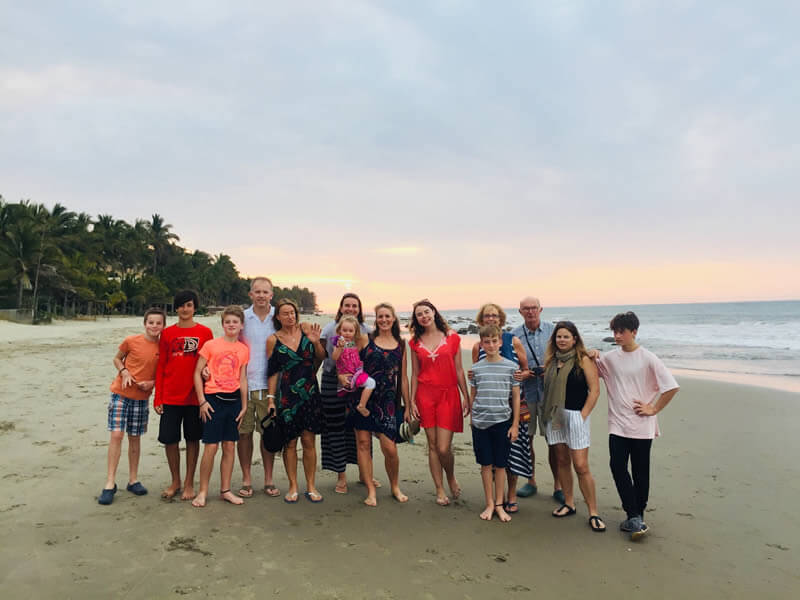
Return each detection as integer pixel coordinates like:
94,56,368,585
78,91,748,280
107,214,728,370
545,408,590,450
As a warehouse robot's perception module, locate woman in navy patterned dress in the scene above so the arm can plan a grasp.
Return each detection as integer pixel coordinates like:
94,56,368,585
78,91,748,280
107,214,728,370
345,303,410,506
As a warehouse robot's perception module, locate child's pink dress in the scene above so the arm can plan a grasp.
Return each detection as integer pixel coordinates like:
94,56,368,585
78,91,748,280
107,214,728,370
332,335,371,396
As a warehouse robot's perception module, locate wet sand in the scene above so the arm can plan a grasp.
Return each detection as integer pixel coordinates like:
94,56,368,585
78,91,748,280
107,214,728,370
0,316,798,598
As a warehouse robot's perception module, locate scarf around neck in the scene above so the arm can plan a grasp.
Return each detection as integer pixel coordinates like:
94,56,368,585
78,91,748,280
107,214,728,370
542,349,577,428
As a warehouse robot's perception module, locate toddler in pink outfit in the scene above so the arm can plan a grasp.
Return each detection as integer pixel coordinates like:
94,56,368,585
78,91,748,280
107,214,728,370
331,315,375,417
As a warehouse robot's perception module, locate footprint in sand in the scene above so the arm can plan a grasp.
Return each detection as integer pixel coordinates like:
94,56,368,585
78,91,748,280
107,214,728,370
0,421,16,433
765,543,790,551
166,536,212,556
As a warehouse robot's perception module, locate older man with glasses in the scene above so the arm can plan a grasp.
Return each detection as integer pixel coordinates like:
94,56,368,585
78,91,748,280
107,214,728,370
511,297,565,504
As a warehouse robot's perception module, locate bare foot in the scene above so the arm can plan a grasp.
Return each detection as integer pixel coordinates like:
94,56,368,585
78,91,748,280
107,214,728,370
480,505,494,521
356,405,370,417
181,486,196,501
191,493,207,508
392,488,408,503
364,496,377,507
335,481,348,494
447,479,461,499
221,490,244,505
161,485,180,500
436,495,450,506
496,505,512,522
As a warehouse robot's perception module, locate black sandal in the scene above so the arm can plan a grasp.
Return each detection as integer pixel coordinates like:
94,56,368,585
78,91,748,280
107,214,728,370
552,503,576,517
589,515,607,532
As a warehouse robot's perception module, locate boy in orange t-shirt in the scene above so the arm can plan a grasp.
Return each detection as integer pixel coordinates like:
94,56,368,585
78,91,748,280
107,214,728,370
191,306,249,507
98,307,166,505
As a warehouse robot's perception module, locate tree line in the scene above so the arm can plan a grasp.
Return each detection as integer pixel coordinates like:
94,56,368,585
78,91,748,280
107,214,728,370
0,197,317,318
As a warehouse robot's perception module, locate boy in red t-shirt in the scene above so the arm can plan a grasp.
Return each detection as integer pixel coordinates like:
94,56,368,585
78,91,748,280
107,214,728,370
98,307,166,505
191,306,249,507
154,290,213,501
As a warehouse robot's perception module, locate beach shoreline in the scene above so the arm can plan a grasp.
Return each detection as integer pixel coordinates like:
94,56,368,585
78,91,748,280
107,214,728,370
1,315,798,598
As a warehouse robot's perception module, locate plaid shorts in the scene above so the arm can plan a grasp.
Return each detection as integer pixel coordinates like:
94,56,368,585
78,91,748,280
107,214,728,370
107,393,149,436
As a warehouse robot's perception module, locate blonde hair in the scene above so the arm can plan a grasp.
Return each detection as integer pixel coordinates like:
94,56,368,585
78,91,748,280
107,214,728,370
336,315,363,342
250,276,273,291
476,303,507,326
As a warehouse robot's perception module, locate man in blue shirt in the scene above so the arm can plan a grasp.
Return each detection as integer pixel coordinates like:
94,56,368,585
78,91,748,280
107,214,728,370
511,296,565,504
236,277,279,498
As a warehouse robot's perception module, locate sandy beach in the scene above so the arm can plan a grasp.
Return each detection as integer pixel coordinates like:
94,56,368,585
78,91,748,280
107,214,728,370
1,316,798,599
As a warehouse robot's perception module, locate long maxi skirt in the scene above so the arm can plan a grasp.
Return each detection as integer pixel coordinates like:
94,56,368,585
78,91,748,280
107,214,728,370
320,368,359,473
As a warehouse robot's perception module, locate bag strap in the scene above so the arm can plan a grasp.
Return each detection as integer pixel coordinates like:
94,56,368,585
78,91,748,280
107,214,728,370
522,327,541,367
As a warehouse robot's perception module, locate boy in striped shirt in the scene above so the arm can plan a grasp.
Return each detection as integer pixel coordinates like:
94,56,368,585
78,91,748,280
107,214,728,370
469,325,520,522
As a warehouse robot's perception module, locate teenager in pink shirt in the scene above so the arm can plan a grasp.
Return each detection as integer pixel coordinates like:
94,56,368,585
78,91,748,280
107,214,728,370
595,311,679,540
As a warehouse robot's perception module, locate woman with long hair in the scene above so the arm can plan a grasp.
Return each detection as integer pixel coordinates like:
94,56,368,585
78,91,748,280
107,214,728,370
409,299,469,506
347,303,410,506
541,321,605,531
319,293,376,494
265,299,326,503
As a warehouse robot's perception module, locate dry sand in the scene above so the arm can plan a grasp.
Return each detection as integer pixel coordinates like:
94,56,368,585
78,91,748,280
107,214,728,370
0,316,798,598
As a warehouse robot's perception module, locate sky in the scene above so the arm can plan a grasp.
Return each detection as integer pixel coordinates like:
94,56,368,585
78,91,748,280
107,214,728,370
2,1,799,311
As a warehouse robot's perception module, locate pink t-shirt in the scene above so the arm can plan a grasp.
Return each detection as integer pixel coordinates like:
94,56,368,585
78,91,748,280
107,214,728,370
596,346,679,439
199,338,250,394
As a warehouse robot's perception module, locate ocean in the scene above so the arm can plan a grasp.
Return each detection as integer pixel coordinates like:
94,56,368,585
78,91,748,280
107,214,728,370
399,301,800,393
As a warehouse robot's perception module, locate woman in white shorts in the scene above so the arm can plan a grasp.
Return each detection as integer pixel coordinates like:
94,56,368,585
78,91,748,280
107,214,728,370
541,321,605,532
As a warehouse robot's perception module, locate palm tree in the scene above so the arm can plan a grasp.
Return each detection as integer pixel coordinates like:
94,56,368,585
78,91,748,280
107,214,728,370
0,203,38,307
145,214,179,275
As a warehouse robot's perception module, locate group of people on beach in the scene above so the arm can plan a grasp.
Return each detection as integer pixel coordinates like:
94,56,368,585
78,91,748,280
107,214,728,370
99,277,679,541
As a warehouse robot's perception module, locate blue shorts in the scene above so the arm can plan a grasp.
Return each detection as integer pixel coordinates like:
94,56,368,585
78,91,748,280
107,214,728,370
471,420,511,468
107,394,148,436
201,394,242,444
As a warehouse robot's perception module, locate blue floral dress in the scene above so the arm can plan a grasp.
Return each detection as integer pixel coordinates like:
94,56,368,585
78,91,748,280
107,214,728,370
347,338,403,441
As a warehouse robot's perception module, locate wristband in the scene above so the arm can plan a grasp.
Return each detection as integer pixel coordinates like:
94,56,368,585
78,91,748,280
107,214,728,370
199,401,208,407
119,367,128,373
266,394,276,399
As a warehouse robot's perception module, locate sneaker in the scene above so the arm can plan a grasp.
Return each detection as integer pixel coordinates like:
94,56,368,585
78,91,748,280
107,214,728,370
517,483,538,498
631,520,649,541
98,484,117,505
619,516,640,532
552,489,566,504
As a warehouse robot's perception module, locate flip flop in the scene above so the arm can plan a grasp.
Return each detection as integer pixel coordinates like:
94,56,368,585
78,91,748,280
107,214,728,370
237,485,254,498
263,484,281,497
505,501,519,514
589,515,607,532
304,491,324,503
334,483,348,494
284,491,299,503
552,504,577,518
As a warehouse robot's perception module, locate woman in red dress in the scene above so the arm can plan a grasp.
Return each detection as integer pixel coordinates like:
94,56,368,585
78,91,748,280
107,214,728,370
409,299,469,506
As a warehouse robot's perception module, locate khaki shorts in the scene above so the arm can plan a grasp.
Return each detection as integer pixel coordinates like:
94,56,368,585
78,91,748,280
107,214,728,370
239,389,273,434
